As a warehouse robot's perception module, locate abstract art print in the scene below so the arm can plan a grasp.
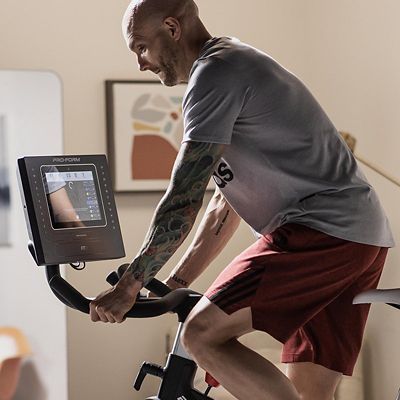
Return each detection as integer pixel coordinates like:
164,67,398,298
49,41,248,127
0,115,10,245
106,81,187,192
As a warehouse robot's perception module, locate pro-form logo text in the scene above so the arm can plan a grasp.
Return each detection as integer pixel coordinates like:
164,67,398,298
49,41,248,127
52,157,81,163
177,396,187,400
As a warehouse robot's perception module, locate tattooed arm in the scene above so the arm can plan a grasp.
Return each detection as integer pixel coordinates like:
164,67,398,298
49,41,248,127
126,141,226,285
89,141,225,323
165,187,241,290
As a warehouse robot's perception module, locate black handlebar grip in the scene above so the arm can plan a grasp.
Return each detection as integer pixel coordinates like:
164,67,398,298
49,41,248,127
145,279,171,297
46,265,201,318
117,263,130,278
106,271,119,286
105,263,129,286
49,275,90,314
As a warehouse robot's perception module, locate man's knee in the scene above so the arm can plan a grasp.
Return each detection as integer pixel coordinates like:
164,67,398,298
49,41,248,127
181,298,253,360
181,313,215,359
181,304,234,359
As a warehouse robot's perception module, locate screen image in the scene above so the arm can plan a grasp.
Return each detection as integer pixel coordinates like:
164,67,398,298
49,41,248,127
42,166,105,229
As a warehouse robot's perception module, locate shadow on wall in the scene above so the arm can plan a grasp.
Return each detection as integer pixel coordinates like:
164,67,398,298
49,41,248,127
14,361,47,400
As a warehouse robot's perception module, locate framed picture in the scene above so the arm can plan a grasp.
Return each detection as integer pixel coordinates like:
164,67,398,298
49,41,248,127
105,80,188,192
0,115,10,245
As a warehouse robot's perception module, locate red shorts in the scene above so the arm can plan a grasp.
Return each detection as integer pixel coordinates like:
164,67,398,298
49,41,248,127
205,223,388,375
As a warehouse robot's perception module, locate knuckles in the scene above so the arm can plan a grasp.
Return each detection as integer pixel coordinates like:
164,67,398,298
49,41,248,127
89,302,125,323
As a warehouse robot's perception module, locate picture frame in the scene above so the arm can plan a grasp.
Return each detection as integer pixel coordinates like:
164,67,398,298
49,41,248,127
105,80,188,192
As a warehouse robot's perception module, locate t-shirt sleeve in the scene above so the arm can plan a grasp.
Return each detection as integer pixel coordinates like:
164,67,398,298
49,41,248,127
182,58,249,145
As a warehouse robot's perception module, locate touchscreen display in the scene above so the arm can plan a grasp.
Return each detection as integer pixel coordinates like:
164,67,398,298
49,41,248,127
42,165,105,229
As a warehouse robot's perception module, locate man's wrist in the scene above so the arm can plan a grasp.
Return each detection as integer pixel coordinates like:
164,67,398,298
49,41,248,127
117,272,143,295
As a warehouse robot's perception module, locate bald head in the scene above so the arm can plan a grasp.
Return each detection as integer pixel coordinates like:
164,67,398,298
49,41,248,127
123,0,199,37
121,0,210,86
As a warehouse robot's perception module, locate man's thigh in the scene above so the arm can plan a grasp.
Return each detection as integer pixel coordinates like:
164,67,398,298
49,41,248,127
201,223,387,382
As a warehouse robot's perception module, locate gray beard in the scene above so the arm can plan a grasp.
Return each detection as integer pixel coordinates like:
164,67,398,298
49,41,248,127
159,49,179,86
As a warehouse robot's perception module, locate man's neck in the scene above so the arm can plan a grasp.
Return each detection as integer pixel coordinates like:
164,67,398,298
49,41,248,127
180,32,212,83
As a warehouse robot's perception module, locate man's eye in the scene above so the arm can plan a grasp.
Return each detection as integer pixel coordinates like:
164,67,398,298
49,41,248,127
138,46,146,53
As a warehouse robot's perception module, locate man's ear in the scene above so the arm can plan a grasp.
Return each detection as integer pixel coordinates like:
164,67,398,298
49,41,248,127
163,17,182,41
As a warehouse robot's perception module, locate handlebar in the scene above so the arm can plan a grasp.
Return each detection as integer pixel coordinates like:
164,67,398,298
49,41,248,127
45,264,201,321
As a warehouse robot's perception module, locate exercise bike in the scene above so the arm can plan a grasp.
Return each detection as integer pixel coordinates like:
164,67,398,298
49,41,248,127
17,154,220,400
22,154,398,399
353,289,400,400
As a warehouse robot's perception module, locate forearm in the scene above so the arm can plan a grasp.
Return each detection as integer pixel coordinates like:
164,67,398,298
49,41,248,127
168,189,241,288
124,141,226,287
126,190,202,285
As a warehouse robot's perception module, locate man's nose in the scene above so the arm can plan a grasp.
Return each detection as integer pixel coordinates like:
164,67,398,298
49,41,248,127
137,56,149,72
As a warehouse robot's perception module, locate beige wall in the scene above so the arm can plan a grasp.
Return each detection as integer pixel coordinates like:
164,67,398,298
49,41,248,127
1,0,399,399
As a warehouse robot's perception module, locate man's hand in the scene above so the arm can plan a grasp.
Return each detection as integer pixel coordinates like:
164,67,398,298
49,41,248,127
89,275,143,323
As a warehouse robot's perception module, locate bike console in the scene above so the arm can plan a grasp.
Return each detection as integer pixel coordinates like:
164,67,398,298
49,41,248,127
17,154,125,265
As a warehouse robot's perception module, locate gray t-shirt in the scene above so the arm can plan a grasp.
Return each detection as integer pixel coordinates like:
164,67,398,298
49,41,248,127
182,37,394,247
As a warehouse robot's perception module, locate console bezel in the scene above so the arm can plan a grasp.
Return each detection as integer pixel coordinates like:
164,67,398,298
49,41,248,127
17,155,125,266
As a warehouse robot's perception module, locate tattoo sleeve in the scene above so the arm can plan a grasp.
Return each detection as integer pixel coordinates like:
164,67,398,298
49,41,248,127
127,141,225,285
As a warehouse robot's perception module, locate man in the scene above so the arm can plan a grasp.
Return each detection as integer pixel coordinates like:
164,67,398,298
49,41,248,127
90,1,394,399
